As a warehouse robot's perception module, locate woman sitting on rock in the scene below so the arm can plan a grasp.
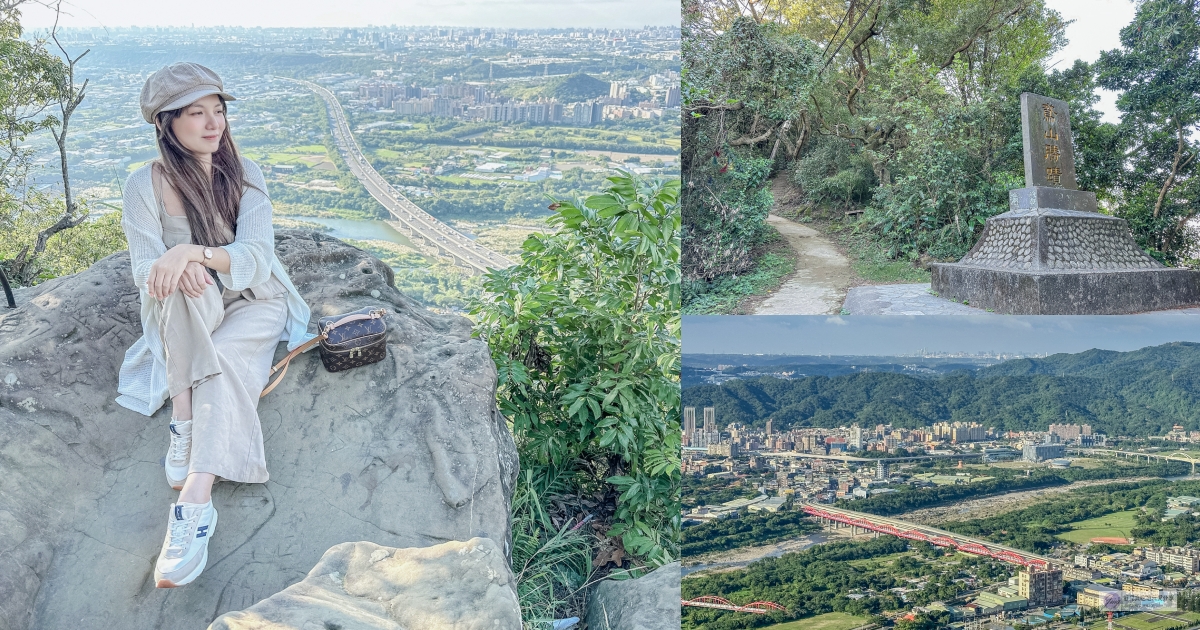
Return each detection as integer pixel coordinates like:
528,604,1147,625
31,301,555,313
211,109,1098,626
115,62,317,588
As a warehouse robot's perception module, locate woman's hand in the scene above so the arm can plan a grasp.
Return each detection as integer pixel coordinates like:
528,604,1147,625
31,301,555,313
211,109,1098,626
177,261,214,298
147,245,206,299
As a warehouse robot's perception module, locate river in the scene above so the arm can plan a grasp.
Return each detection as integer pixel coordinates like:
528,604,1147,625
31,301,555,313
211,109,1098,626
682,531,832,578
277,215,423,249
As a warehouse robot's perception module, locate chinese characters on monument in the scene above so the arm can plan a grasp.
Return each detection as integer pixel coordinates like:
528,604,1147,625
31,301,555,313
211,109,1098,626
1021,92,1077,189
1042,103,1062,185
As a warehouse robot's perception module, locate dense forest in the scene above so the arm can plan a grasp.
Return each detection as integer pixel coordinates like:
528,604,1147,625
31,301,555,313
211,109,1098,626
682,342,1200,436
682,0,1200,308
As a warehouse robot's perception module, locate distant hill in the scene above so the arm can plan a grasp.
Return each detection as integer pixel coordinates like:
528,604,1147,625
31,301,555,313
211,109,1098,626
681,342,1200,437
545,73,609,102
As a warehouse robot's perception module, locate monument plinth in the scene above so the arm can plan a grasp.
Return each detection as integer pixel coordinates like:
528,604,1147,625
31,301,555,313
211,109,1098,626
931,93,1200,314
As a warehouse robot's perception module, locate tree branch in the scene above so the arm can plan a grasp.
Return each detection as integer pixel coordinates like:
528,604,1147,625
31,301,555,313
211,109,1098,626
729,123,778,146
1153,119,1189,219
768,120,792,161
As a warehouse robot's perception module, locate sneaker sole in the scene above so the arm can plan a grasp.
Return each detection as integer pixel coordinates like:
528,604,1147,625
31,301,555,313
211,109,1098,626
166,461,188,490
155,507,217,588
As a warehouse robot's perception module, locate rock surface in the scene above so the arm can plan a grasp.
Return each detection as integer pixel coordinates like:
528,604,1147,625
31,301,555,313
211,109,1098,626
0,230,519,630
584,562,680,630
209,537,522,630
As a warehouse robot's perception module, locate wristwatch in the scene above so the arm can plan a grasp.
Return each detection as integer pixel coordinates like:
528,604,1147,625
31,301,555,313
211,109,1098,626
202,247,213,266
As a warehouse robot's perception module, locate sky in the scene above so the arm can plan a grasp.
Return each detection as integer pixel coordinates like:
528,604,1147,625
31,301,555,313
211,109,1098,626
682,315,1200,357
17,0,680,30
1047,0,1137,124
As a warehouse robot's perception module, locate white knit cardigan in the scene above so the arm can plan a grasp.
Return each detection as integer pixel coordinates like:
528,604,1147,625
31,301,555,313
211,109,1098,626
115,156,319,417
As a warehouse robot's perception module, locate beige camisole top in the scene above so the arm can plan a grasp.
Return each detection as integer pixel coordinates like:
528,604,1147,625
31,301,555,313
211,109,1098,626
152,162,286,301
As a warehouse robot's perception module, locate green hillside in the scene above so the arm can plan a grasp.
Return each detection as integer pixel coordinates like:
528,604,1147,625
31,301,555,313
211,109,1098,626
546,72,609,101
681,342,1200,437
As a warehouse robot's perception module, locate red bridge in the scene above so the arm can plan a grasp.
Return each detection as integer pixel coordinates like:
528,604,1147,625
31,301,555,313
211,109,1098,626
802,503,1052,570
681,595,787,614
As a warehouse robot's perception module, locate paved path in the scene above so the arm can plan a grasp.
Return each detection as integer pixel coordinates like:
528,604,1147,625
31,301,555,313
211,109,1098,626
844,283,1200,315
842,283,992,315
753,214,854,315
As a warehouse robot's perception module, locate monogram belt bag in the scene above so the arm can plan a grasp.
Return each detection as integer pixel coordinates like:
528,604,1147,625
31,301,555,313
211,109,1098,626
260,306,388,397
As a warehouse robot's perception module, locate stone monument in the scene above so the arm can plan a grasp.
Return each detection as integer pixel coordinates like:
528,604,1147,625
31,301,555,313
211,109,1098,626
931,92,1200,314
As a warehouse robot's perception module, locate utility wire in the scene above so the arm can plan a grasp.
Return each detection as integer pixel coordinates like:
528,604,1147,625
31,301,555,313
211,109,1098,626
821,0,855,63
819,0,880,77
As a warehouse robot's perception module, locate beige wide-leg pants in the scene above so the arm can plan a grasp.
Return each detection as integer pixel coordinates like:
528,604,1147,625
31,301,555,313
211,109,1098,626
157,275,289,484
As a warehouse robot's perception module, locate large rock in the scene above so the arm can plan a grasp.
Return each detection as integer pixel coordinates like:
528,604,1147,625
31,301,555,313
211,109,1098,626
584,562,680,630
0,230,519,630
209,537,521,630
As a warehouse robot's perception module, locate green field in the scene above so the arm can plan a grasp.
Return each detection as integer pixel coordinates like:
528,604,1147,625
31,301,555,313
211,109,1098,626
763,611,874,630
1088,610,1200,630
1056,509,1140,544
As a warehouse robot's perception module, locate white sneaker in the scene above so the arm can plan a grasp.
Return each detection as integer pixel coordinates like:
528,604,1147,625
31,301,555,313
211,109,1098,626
154,500,217,588
165,420,192,490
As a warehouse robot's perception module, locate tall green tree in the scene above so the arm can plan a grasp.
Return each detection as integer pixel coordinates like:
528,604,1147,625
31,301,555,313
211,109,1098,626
1097,0,1200,264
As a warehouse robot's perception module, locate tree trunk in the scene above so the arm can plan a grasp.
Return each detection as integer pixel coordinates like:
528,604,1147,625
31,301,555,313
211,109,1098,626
1153,119,1195,218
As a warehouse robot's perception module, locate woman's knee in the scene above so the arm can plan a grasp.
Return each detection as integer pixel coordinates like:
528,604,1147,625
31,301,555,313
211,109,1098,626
160,280,221,305
158,282,224,333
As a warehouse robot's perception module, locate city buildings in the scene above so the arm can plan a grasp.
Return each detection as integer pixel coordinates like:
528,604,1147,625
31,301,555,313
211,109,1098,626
1019,568,1064,607
1023,443,1066,462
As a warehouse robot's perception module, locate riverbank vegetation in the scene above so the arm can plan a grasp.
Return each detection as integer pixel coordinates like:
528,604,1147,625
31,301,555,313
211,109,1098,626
843,462,1190,517
682,509,819,558
682,536,1013,630
940,479,1200,553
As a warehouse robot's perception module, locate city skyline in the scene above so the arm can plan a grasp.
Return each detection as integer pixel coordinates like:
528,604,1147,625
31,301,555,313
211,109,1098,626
682,314,1200,357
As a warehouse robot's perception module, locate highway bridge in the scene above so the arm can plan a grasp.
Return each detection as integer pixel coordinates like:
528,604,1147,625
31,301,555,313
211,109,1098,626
282,77,512,274
766,450,1018,464
1067,448,1200,474
802,503,1056,570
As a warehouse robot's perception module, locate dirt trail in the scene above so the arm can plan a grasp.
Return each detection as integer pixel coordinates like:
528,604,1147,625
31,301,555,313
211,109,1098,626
752,179,855,315
899,477,1157,525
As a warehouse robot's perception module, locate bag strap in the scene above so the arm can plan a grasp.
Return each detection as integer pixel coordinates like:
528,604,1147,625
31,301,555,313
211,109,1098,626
260,333,325,398
321,310,383,334
260,308,386,398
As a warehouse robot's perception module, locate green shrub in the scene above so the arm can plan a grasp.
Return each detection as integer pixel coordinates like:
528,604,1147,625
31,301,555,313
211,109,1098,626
472,172,681,567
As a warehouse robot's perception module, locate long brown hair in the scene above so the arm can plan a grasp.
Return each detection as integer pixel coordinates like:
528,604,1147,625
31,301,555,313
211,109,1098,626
153,96,257,248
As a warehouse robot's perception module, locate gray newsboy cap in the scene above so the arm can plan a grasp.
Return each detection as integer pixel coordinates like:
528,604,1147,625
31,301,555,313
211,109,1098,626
140,62,236,124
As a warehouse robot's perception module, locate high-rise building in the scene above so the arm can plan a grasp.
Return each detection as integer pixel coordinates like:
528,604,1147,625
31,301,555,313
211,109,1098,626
683,407,696,442
766,419,774,436
432,98,455,118
850,425,863,449
703,407,716,435
609,81,627,99
665,86,680,108
950,424,986,443
1049,423,1093,442
1018,568,1063,607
